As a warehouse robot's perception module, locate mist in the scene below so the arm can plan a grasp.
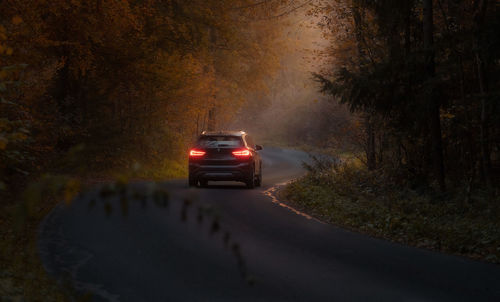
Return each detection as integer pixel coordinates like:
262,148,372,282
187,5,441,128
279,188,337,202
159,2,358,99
231,11,358,152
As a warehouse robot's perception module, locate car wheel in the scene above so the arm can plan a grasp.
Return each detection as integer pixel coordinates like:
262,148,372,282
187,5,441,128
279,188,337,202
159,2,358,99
188,175,197,187
255,174,262,187
246,168,255,189
255,163,262,187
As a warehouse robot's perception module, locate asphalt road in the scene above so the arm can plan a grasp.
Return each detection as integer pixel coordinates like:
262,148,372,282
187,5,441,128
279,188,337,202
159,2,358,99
38,147,500,301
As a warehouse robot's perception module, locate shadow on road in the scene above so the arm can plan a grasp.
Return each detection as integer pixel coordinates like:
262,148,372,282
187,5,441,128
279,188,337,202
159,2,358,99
195,182,249,190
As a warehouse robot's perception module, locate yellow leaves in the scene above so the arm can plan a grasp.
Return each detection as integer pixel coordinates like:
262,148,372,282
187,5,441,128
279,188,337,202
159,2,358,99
0,132,28,150
11,132,28,141
0,0,290,167
0,136,7,150
0,116,30,154
63,179,81,205
0,25,12,55
0,25,6,40
11,16,23,25
21,176,82,212
441,112,455,120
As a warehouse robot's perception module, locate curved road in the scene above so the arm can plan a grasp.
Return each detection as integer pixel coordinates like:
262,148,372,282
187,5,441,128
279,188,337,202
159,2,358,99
38,147,500,301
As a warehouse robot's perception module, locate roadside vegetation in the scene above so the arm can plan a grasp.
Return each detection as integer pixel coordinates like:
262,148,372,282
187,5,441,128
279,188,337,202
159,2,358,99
0,1,297,299
283,0,499,264
311,0,500,191
284,156,500,264
1,0,499,299
1,193,68,301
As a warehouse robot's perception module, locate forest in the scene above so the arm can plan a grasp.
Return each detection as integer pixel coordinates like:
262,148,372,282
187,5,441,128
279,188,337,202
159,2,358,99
0,0,291,194
0,0,499,299
312,0,500,191
285,0,500,266
0,1,293,298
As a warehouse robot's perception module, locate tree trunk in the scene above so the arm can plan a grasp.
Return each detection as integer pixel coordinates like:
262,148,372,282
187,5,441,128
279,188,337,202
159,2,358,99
473,0,491,188
352,0,366,61
207,27,217,131
423,0,446,191
352,1,376,170
207,107,216,131
365,115,376,170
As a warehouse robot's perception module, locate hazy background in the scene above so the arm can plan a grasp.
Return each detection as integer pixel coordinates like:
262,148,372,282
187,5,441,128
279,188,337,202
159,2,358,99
231,12,359,153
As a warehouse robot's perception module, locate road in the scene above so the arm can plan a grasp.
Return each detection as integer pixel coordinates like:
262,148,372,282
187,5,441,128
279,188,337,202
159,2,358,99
38,147,500,301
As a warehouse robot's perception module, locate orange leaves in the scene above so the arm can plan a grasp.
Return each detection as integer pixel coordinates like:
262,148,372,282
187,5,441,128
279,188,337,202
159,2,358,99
0,136,7,151
0,45,13,56
0,0,296,173
11,16,22,25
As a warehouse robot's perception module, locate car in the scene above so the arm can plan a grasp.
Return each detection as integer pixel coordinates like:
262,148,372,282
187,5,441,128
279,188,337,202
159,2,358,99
188,131,263,188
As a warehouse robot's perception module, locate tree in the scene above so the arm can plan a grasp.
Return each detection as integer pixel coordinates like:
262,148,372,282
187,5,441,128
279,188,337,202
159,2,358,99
423,0,446,191
313,0,499,192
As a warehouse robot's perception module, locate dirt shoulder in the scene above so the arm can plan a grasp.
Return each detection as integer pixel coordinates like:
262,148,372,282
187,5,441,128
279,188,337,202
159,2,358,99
277,162,500,265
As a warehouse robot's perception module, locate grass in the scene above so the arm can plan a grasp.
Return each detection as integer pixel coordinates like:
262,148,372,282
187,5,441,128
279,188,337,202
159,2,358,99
0,156,187,301
133,158,187,181
0,194,68,301
282,157,500,264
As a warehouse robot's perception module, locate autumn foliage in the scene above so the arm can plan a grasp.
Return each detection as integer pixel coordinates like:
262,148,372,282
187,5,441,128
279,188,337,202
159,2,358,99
0,0,288,193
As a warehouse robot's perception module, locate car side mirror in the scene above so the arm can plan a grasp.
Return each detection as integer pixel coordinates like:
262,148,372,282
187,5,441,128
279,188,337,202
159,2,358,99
255,145,263,151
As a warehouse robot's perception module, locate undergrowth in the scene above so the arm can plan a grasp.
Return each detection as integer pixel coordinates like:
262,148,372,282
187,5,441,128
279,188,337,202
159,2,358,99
0,153,187,301
283,156,500,264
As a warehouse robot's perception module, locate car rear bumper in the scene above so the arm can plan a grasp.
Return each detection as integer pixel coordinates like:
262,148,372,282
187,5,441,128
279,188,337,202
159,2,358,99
189,162,252,181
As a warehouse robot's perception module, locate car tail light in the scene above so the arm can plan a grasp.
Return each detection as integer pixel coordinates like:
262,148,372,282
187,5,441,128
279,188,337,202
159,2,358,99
189,149,206,157
232,149,251,157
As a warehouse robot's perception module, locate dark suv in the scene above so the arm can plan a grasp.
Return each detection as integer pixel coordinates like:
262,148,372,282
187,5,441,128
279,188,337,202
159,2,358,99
188,131,263,188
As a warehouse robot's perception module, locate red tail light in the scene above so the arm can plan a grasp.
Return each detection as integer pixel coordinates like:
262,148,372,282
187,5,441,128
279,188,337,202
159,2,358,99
232,149,251,157
189,149,206,157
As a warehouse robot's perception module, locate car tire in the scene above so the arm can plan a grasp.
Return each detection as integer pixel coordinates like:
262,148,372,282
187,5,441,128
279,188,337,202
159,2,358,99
255,164,262,187
188,175,197,187
200,180,208,187
255,174,262,187
246,168,255,189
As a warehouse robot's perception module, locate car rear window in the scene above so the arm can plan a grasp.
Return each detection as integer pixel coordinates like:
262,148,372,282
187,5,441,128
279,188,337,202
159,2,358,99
197,136,243,148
